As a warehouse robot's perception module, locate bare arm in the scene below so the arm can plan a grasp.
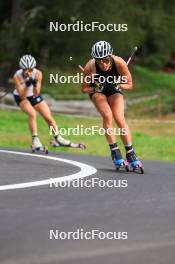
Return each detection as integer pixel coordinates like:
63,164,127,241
13,74,28,99
33,70,42,96
114,56,133,90
81,62,95,94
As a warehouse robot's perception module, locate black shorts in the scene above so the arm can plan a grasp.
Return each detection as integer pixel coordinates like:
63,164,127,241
89,86,123,99
14,95,44,106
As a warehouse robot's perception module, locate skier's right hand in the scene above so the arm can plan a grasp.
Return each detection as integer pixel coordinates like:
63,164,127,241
93,82,106,93
25,77,37,87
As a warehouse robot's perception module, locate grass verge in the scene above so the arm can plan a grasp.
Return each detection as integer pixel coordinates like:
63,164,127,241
0,109,175,161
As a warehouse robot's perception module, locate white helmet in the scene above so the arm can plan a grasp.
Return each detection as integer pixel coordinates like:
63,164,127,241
19,54,36,69
91,41,113,59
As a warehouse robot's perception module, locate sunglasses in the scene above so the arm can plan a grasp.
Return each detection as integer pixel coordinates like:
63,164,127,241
96,56,112,64
24,69,33,73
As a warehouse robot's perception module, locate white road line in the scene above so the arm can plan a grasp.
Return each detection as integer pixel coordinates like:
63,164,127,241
0,150,97,191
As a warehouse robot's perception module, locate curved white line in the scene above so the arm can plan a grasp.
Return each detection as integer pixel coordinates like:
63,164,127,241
0,150,97,191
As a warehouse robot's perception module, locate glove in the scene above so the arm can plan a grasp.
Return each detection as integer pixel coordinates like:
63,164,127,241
93,82,106,93
108,83,122,92
30,78,37,87
113,83,122,91
25,77,37,87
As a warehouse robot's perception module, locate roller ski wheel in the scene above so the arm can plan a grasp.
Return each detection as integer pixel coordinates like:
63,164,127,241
31,145,48,154
126,150,144,174
114,159,129,172
131,161,144,174
50,140,86,150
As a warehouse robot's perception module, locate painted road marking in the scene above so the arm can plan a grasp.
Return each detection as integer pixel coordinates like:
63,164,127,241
0,150,97,191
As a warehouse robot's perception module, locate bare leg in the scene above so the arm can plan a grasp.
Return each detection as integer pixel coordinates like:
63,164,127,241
108,94,132,146
34,100,71,145
19,99,37,135
34,100,58,133
92,93,115,144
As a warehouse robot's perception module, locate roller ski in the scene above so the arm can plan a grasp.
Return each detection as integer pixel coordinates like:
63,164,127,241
50,135,86,150
31,135,48,154
112,148,129,172
126,150,144,174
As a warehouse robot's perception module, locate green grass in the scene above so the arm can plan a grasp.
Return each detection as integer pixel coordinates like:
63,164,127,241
133,66,175,94
42,67,88,100
41,66,175,116
0,109,175,162
41,66,175,99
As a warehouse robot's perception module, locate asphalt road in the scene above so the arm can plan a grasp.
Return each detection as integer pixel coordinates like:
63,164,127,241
0,148,175,264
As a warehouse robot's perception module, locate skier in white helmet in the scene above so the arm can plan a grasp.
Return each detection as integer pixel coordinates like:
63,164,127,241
13,54,71,150
81,41,143,172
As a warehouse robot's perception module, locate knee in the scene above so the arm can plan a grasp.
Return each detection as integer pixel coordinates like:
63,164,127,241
102,111,113,125
115,116,126,127
29,111,36,119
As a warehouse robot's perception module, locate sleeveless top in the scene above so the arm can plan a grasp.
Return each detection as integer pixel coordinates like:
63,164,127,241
13,69,37,96
93,58,120,86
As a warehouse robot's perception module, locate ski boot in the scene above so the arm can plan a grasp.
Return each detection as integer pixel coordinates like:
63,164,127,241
50,135,86,150
126,150,144,174
112,148,129,172
31,136,48,154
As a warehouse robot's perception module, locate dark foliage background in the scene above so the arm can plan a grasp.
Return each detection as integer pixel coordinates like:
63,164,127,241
1,0,175,85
